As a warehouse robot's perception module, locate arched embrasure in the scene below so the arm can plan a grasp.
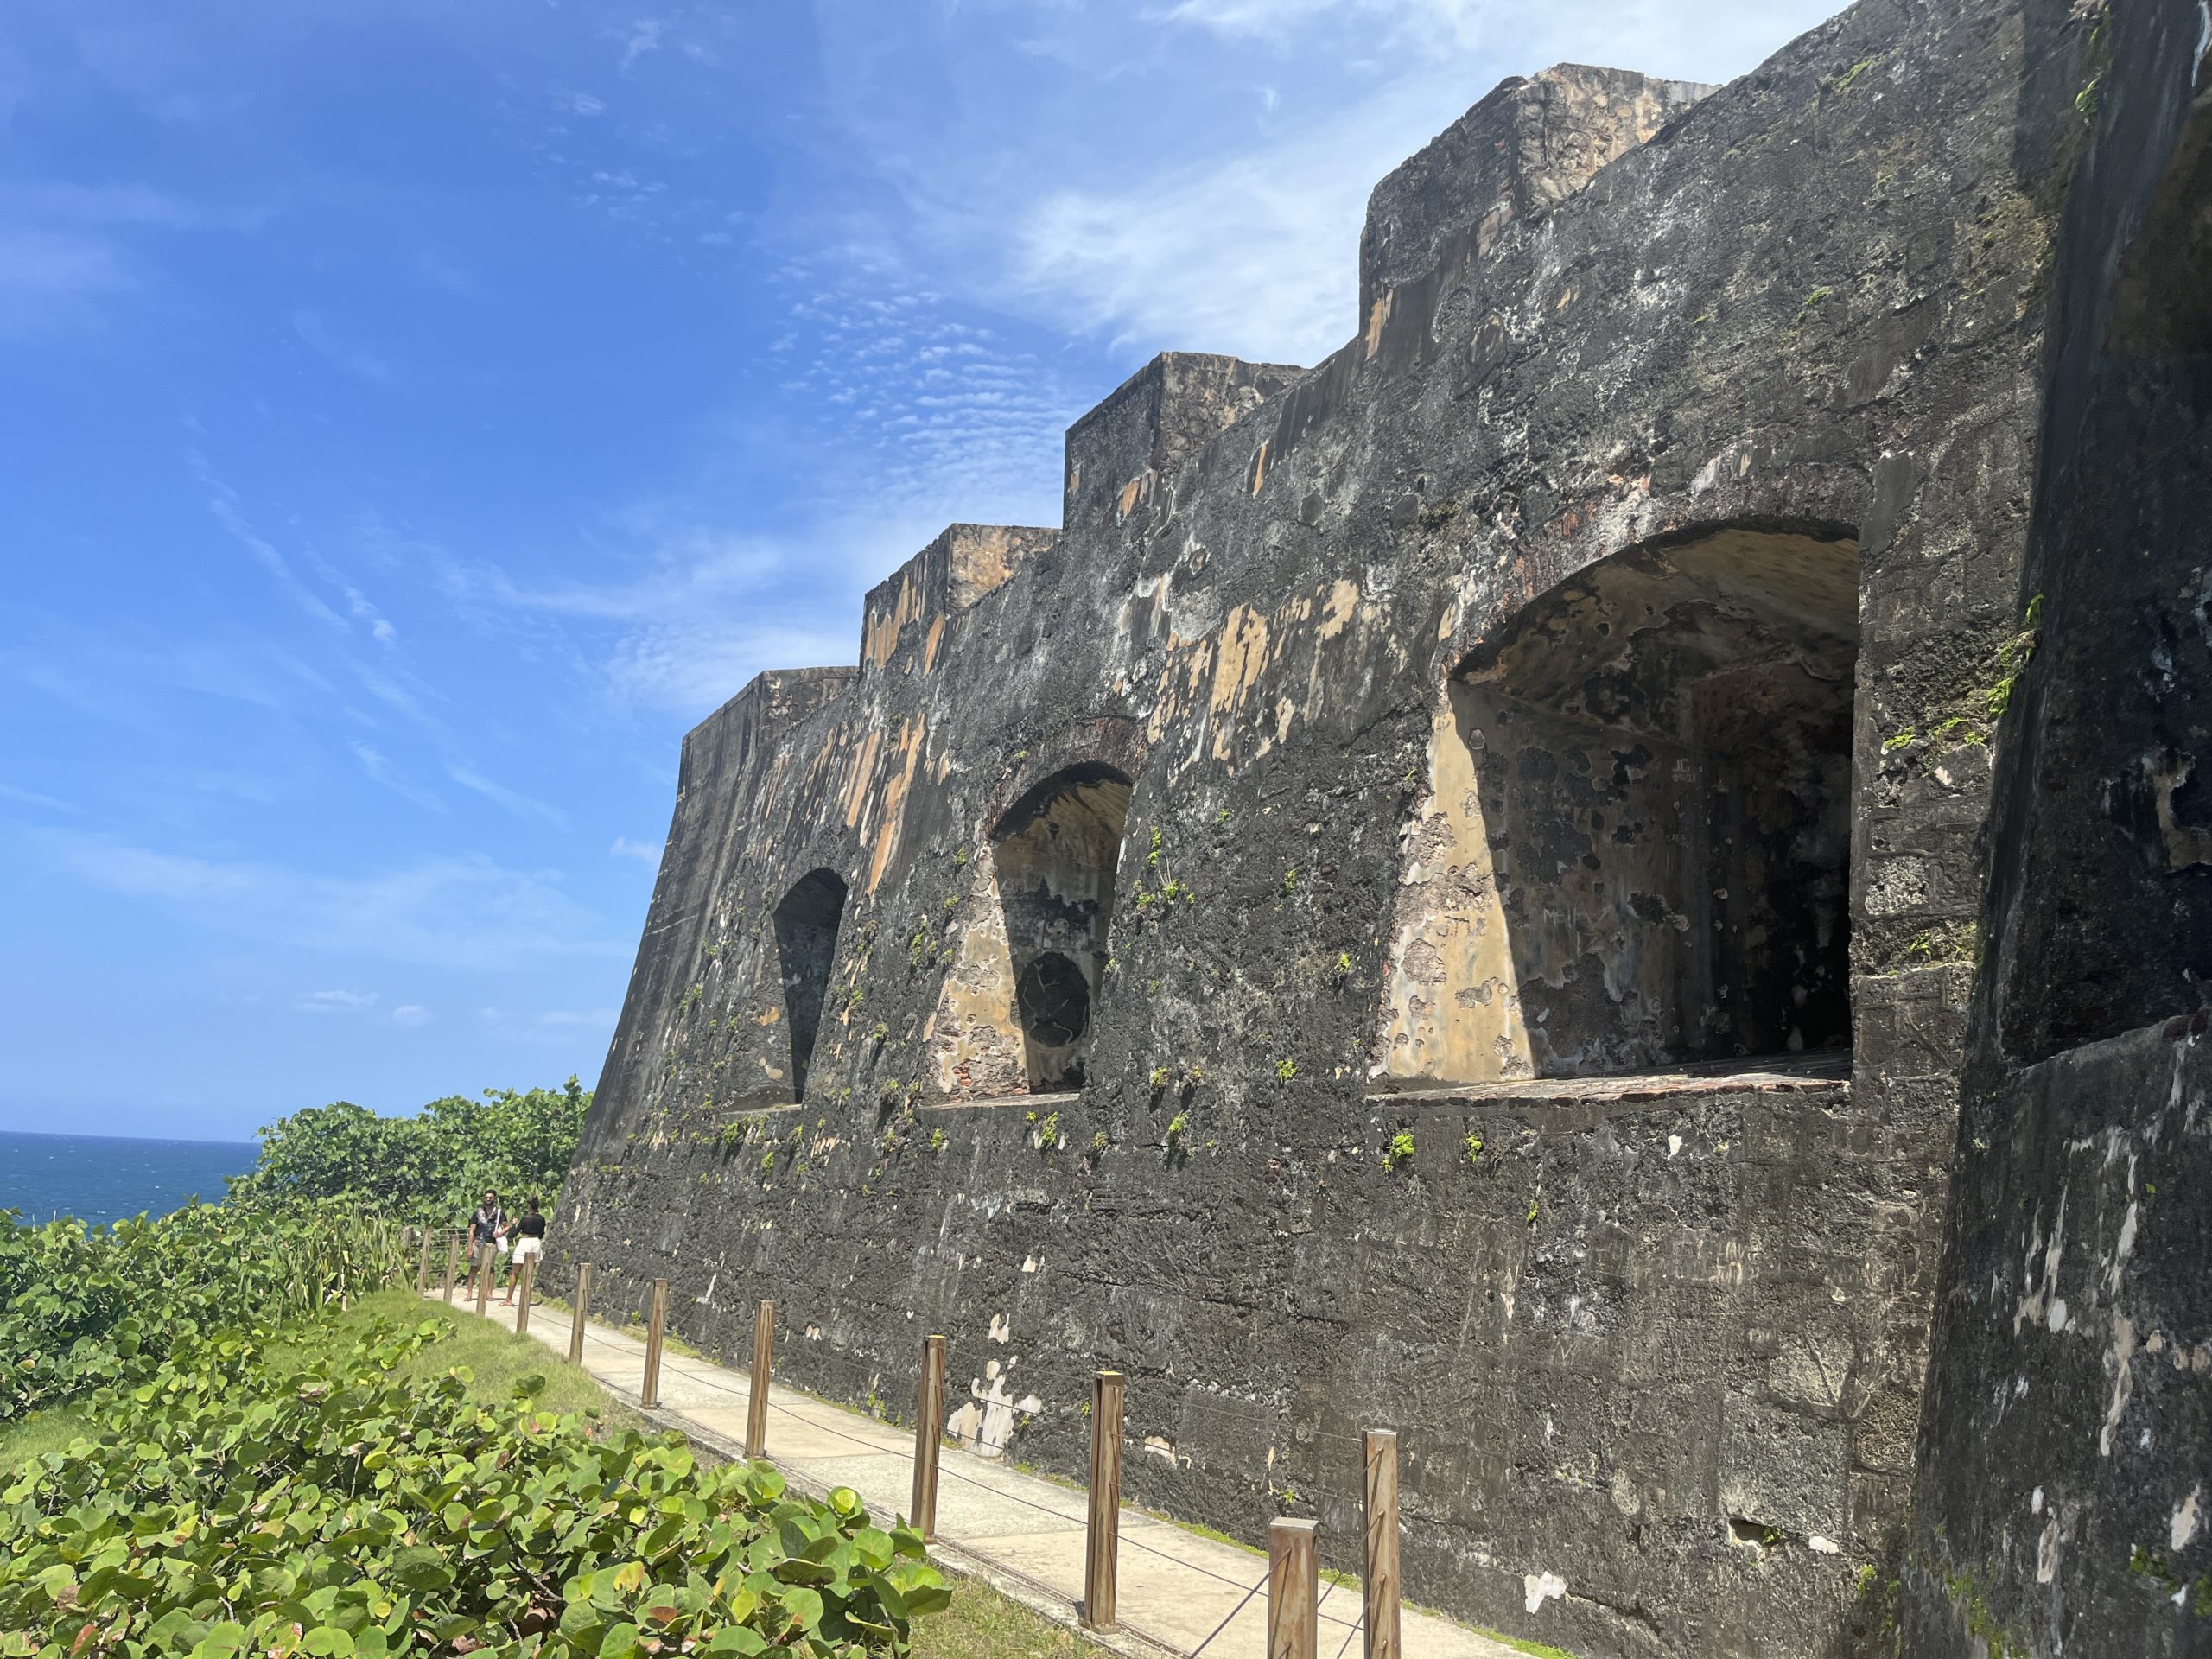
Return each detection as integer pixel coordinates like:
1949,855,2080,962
773,868,848,1102
1382,525,1859,1082
991,764,1132,1090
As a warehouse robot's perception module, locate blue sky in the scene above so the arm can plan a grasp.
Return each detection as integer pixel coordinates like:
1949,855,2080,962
0,0,1837,1142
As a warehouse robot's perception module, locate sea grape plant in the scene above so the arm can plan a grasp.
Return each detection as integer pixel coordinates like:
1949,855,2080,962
0,1318,949,1657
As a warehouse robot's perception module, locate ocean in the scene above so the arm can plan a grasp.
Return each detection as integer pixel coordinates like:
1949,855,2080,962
0,1129,261,1229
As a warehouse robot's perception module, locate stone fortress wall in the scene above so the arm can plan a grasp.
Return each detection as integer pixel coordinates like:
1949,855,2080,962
553,2,2211,1653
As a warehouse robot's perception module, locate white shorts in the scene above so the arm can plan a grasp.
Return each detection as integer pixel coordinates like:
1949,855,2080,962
513,1236,543,1263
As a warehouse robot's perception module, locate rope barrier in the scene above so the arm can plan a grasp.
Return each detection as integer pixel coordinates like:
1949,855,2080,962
448,1290,1408,1656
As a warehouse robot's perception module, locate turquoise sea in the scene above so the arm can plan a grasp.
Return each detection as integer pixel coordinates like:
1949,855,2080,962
0,1129,259,1228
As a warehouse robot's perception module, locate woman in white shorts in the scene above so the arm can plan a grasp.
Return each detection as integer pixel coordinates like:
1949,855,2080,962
505,1195,547,1306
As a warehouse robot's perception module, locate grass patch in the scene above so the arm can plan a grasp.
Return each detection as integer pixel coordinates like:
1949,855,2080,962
1487,1637,1580,1659
0,1404,94,1471
287,1287,641,1427
0,1287,639,1475
912,1569,1096,1659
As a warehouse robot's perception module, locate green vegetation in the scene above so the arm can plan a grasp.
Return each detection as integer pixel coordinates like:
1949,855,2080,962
1384,1131,1416,1172
0,1288,948,1659
910,1571,1085,1659
1415,498,1462,534
227,1080,591,1223
0,1202,410,1425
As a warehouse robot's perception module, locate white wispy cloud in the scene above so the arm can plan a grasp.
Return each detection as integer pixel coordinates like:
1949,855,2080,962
418,519,861,716
478,1005,620,1045
39,832,621,970
447,764,569,829
409,249,486,300
189,450,352,630
0,181,266,334
986,0,1838,363
351,741,447,813
0,228,133,334
605,614,853,714
0,782,82,814
297,988,378,1014
614,18,669,70
296,988,433,1028
608,836,662,863
292,309,398,386
1,181,269,232
433,526,787,623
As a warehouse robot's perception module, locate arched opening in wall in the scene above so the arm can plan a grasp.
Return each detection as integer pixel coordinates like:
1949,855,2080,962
991,764,1133,1090
773,868,848,1103
1454,526,1859,1076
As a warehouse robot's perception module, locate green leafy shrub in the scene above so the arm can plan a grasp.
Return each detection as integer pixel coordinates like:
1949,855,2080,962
228,1079,591,1223
0,1203,410,1424
0,1317,948,1657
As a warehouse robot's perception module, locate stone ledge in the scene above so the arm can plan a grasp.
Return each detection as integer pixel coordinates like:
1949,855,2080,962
1368,1049,1851,1110
919,1089,1082,1115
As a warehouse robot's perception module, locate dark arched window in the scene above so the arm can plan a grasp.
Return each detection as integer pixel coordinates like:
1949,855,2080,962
991,763,1132,1090
773,868,848,1102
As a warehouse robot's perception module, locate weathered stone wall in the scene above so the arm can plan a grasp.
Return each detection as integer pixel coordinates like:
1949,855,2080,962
551,3,2138,1654
1899,0,2212,1651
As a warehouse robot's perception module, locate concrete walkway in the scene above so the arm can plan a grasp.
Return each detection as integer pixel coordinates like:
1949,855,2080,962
439,1291,1526,1659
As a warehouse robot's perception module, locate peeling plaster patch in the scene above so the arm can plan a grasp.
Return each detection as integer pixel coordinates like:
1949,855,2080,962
2147,751,2212,868
2032,1486,2044,1514
2173,1485,2202,1551
1522,1571,1567,1614
988,1312,1011,1343
2109,1200,2139,1295
947,1357,1041,1459
1668,1134,1682,1158
1144,1434,1178,1465
2037,1517,2061,1584
1021,1254,1040,1273
2099,1312,2139,1457
2016,1191,2069,1335
1808,1536,1840,1554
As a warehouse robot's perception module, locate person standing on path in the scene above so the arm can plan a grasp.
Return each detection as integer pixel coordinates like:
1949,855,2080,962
505,1196,546,1306
467,1188,505,1300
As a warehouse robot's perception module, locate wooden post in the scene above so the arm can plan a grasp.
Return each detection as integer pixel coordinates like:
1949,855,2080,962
442,1231,460,1304
912,1335,948,1540
514,1257,536,1334
745,1300,774,1459
474,1245,493,1316
416,1229,431,1294
1268,1518,1319,1659
641,1279,670,1408
1083,1370,1125,1632
1363,1431,1401,1659
569,1262,592,1365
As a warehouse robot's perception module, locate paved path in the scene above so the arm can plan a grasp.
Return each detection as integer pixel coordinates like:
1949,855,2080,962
435,1291,1527,1659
